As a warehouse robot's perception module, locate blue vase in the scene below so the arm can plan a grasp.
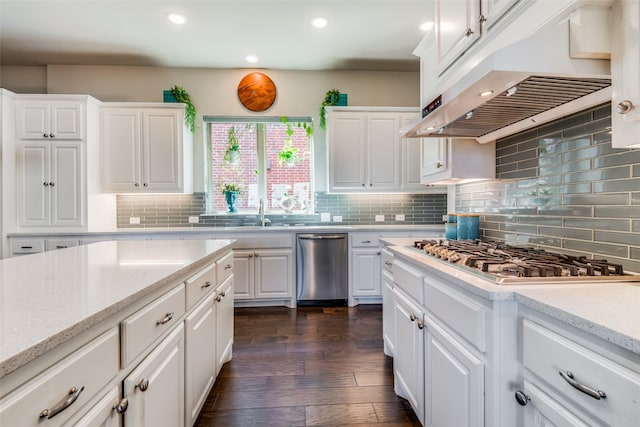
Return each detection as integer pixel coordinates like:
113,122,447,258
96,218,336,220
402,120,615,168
224,191,239,213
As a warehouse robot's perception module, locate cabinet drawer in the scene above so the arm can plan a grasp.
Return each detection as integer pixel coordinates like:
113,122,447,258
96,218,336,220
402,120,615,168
216,251,234,284
46,239,80,251
523,319,640,426
0,328,119,427
121,284,185,366
381,248,394,273
424,279,486,352
393,259,425,305
351,233,380,248
185,263,216,310
11,239,45,255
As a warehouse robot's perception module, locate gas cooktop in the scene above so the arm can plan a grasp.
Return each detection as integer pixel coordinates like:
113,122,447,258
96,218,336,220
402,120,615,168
407,240,640,285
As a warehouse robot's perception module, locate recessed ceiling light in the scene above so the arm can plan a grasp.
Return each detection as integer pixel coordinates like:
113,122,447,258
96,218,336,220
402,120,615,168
479,90,494,97
167,13,186,25
419,21,434,31
312,17,328,28
245,55,258,63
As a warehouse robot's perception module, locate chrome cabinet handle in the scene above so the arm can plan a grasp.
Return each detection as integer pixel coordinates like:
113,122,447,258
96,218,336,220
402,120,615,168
39,386,85,419
384,261,392,267
114,398,129,414
155,312,174,326
56,245,67,249
465,27,474,36
136,378,149,392
559,370,606,400
417,320,424,330
202,281,212,289
514,390,530,406
616,100,634,114
225,264,232,269
362,240,371,244
410,313,416,322
21,246,33,249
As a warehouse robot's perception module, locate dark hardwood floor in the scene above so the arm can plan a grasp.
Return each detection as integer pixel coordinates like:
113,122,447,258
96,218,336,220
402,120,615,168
195,305,421,426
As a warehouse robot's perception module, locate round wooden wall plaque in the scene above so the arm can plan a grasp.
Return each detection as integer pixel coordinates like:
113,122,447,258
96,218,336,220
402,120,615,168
237,72,277,112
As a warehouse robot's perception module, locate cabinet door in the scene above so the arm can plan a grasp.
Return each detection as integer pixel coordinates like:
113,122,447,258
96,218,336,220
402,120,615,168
435,0,482,75
185,295,216,427
352,248,381,297
482,0,521,31
216,274,234,374
425,319,484,427
101,109,141,192
17,101,50,140
51,143,83,226
393,290,424,424
232,250,254,300
367,113,400,190
142,110,182,191
382,271,395,357
18,144,50,226
400,113,424,191
612,0,640,148
123,324,184,427
72,386,121,427
254,249,291,299
328,112,366,191
51,102,84,140
420,137,448,180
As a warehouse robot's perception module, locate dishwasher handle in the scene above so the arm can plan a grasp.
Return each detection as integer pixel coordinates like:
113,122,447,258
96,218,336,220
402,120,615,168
298,234,346,240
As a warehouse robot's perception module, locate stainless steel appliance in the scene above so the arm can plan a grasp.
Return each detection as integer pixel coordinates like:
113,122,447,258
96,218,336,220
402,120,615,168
408,240,640,285
296,233,348,305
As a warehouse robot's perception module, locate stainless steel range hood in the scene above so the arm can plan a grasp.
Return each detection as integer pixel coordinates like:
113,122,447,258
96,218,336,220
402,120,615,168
402,16,612,144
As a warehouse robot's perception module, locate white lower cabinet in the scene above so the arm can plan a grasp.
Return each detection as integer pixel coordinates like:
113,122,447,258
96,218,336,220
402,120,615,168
184,294,216,427
424,317,484,427
351,247,381,297
393,288,425,425
382,270,395,357
123,324,185,427
519,380,595,427
233,248,292,303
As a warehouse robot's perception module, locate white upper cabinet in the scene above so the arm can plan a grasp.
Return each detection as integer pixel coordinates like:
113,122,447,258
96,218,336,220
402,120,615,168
612,0,640,149
328,107,435,193
434,0,482,76
482,0,522,31
101,104,193,193
17,99,84,140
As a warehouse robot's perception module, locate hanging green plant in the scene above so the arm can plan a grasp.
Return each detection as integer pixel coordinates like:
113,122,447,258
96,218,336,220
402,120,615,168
169,85,197,133
319,88,341,130
224,126,241,165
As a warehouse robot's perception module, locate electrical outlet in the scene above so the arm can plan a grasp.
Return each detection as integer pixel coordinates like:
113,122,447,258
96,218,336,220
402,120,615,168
333,215,342,222
129,217,140,225
375,215,385,222
320,212,331,222
395,214,405,221
188,216,199,224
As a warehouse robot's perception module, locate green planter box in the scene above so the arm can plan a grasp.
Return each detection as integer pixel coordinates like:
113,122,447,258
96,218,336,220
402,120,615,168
336,93,348,106
163,90,178,103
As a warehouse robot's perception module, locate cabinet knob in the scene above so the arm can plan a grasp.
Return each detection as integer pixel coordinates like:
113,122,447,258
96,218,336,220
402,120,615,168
49,134,55,138
465,27,474,37
478,14,486,23
143,183,148,187
202,281,212,289
43,182,49,187
136,378,150,392
417,320,424,330
216,294,223,302
514,391,530,406
43,133,49,138
249,254,254,258
39,386,85,419
361,183,365,187
616,100,634,115
114,398,129,414
369,183,373,187
410,313,416,322
134,183,140,187
436,162,443,168
49,182,55,187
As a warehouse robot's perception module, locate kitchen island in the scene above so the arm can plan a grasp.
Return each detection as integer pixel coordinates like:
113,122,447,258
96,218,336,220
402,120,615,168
0,239,235,426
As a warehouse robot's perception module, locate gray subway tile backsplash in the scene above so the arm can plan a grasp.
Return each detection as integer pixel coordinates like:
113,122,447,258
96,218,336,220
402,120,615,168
456,102,640,272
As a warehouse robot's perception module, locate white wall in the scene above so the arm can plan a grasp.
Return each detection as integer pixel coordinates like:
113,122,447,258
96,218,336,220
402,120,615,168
1,65,420,192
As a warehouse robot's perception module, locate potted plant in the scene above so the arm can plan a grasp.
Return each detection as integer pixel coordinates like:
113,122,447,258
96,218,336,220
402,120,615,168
169,85,197,133
220,182,244,213
224,126,241,165
278,120,299,167
319,88,341,130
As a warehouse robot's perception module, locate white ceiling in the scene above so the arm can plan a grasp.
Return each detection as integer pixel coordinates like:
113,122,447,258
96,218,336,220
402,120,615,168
0,0,433,72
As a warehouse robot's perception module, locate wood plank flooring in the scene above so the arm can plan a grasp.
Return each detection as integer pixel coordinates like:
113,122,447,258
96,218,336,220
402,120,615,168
195,305,421,426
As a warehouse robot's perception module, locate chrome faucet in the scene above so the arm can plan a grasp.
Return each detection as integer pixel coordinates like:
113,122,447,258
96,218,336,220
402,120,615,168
258,198,270,227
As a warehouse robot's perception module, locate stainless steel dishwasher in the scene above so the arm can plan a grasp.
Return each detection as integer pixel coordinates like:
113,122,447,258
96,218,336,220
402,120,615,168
296,233,348,306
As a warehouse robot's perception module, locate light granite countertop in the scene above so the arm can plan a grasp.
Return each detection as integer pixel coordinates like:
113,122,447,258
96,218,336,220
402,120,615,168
0,239,234,378
386,240,640,355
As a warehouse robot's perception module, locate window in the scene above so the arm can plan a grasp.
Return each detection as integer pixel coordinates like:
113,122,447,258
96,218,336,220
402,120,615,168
205,117,313,213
